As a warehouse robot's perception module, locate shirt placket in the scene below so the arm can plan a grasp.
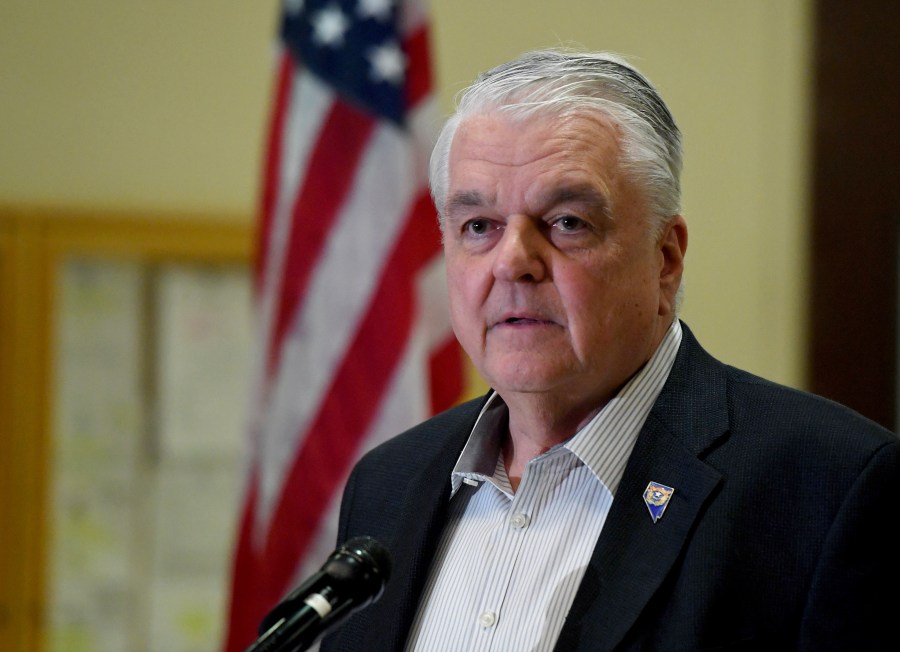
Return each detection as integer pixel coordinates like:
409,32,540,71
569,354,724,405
469,458,545,651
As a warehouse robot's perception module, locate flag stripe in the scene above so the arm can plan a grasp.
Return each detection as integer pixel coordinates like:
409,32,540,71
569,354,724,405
405,25,433,110
260,190,441,599
429,333,466,414
255,51,295,292
286,249,463,587
266,100,376,376
256,118,420,529
252,67,335,422
223,467,260,652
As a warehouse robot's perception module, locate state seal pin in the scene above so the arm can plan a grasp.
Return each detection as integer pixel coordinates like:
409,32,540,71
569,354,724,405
643,482,675,523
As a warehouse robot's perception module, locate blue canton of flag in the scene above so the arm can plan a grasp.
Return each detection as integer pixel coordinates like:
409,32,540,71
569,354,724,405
281,0,407,124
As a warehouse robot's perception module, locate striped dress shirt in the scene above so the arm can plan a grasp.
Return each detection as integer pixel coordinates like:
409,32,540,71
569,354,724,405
404,320,683,651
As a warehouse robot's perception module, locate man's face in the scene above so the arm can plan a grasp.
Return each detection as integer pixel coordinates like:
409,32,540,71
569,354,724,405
441,111,686,412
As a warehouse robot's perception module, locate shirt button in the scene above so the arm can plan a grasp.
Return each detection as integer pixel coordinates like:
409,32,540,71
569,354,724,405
478,611,497,628
511,512,530,529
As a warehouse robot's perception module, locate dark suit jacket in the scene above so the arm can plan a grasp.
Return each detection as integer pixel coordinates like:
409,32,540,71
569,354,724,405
321,323,900,651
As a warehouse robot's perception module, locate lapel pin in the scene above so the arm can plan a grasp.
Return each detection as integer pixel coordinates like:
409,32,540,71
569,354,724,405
643,482,675,523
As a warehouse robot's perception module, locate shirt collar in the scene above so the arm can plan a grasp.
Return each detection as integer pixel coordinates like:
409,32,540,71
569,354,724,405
450,319,683,496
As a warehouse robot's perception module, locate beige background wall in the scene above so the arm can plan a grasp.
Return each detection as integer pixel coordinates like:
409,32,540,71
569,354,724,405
0,0,812,388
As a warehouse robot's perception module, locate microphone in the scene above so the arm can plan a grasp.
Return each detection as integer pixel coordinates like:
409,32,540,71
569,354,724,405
246,536,392,652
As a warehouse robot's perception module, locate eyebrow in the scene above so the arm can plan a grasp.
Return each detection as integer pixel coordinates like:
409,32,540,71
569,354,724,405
445,190,490,217
543,185,611,216
446,184,610,219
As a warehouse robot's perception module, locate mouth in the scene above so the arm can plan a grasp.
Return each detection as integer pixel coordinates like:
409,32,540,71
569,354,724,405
493,314,557,328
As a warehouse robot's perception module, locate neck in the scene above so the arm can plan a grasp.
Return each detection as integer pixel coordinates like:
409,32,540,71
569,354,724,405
500,390,609,490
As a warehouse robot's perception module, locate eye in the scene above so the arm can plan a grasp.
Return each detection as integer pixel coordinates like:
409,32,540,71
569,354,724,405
463,218,493,236
551,215,587,232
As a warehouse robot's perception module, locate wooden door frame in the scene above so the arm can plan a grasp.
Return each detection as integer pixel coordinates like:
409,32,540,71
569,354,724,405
808,0,900,430
0,205,251,652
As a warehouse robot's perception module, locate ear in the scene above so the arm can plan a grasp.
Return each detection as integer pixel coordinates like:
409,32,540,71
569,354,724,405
657,215,688,316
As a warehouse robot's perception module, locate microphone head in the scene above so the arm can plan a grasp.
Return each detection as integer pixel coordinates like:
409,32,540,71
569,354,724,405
322,536,392,605
254,536,392,648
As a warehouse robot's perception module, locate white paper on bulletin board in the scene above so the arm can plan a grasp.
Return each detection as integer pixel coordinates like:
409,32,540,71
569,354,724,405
155,264,252,461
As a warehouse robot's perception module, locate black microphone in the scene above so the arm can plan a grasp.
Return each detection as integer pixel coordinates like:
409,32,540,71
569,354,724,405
246,536,392,652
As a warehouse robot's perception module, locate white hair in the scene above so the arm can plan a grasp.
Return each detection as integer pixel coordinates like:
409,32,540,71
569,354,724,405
429,49,683,238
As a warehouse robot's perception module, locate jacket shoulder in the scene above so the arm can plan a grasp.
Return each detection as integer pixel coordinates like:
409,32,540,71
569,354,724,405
354,394,488,476
724,363,896,452
335,395,488,543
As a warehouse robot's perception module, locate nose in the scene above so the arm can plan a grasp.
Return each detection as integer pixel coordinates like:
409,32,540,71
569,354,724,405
492,216,548,282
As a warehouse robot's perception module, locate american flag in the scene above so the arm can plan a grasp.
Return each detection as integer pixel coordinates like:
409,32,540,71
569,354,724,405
222,0,465,649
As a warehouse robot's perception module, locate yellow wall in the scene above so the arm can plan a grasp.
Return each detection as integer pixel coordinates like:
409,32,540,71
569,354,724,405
0,0,812,387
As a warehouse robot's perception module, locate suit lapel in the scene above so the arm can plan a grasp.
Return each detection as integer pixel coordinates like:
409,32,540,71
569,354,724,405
557,323,730,650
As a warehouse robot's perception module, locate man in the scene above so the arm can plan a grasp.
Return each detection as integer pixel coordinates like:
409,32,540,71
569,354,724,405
321,49,900,650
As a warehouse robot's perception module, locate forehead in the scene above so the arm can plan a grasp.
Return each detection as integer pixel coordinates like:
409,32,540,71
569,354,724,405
447,111,624,208
452,109,621,164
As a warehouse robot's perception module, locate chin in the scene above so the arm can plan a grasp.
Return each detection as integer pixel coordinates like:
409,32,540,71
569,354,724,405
486,369,572,396
476,348,581,390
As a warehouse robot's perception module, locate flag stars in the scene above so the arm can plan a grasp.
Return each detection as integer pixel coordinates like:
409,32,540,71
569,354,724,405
357,0,394,22
368,41,405,84
311,4,350,47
